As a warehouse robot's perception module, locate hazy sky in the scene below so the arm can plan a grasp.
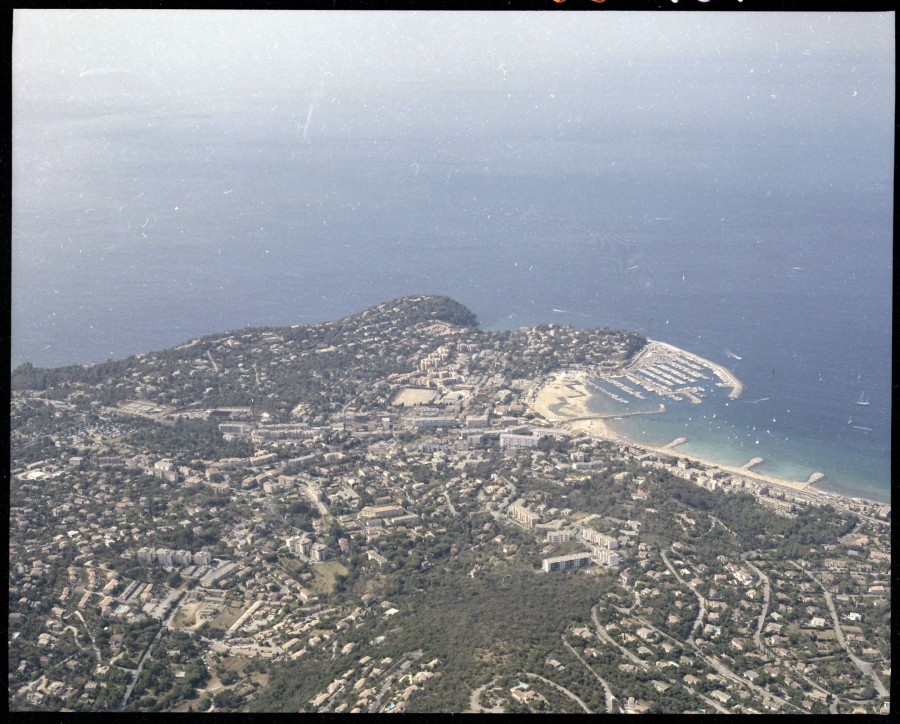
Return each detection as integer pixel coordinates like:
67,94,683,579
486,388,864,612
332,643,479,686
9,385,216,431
13,10,894,181
10,9,895,371
14,10,894,103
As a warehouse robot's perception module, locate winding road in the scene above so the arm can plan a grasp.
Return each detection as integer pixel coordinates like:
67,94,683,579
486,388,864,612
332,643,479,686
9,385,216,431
740,552,771,652
660,548,706,641
121,590,187,709
562,637,615,712
467,680,504,713
443,492,458,516
590,604,649,670
71,610,104,665
523,672,592,713
790,562,889,699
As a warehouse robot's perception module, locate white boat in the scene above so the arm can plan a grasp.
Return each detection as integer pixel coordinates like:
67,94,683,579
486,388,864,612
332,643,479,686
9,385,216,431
856,392,870,406
724,349,742,360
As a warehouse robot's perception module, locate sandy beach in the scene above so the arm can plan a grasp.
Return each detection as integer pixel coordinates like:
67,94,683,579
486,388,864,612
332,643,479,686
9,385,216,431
531,370,655,445
532,372,824,498
529,358,860,502
530,370,594,422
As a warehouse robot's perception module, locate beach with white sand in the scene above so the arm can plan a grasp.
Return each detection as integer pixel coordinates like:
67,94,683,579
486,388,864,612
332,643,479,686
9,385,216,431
528,341,872,503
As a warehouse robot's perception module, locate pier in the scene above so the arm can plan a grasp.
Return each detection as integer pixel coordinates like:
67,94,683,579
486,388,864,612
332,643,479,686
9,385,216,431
663,437,688,450
741,457,764,471
563,407,665,424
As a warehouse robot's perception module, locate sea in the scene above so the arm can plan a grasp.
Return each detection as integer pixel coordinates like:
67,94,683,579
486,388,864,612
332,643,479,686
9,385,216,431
12,87,892,504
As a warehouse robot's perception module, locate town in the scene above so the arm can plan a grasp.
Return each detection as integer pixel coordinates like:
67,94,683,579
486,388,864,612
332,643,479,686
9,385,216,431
9,296,891,713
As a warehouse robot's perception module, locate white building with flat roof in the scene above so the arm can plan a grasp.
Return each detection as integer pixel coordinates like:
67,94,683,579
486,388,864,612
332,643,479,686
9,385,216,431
542,552,593,572
508,499,539,528
593,549,621,567
581,527,619,550
500,433,540,449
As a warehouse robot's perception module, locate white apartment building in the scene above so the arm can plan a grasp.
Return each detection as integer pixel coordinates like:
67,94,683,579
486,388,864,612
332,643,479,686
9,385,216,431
542,552,593,572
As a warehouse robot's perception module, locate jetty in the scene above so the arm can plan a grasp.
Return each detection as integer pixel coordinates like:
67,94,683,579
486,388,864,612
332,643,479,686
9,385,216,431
663,437,688,450
741,457,764,471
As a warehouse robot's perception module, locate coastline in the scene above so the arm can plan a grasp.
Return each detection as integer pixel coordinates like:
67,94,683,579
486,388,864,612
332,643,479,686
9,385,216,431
530,355,888,509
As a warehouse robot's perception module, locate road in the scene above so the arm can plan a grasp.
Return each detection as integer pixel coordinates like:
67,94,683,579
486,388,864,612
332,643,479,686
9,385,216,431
70,610,104,665
705,654,801,713
691,689,731,713
613,588,641,615
741,552,771,652
368,653,411,712
629,612,799,714
590,604,648,670
121,590,187,708
467,679,505,713
791,562,889,699
523,672,592,713
562,637,615,712
660,548,706,642
443,492,458,516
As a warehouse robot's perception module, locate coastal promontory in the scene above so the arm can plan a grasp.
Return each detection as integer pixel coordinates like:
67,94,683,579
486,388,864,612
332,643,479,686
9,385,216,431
10,296,890,714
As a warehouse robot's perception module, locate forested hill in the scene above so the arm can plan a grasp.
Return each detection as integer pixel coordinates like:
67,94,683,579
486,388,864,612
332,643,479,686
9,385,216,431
10,295,644,422
10,295,475,391
347,295,479,329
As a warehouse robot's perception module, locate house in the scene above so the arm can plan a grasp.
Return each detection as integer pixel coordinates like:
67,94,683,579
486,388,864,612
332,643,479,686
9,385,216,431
623,697,651,714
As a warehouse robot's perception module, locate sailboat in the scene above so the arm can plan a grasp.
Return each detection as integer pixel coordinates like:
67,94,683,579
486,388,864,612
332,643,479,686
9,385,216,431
856,392,870,406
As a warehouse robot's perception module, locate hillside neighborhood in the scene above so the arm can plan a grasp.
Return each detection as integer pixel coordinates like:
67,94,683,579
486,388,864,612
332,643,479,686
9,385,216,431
10,296,891,714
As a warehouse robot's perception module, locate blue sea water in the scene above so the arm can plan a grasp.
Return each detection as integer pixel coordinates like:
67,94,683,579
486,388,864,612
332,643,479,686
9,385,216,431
11,97,892,503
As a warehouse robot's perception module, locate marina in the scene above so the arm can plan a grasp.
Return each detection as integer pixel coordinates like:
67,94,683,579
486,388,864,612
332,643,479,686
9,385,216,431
584,340,744,407
528,338,880,502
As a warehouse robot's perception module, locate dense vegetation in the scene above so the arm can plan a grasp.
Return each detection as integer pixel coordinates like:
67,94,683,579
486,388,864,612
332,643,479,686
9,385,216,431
127,419,254,463
251,564,617,713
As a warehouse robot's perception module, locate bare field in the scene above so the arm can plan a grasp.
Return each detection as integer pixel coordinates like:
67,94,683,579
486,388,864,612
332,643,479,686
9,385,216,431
210,603,249,631
310,561,349,594
391,387,438,406
170,601,201,629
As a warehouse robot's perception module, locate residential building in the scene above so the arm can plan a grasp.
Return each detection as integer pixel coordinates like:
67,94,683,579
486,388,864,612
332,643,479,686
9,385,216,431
542,552,593,572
